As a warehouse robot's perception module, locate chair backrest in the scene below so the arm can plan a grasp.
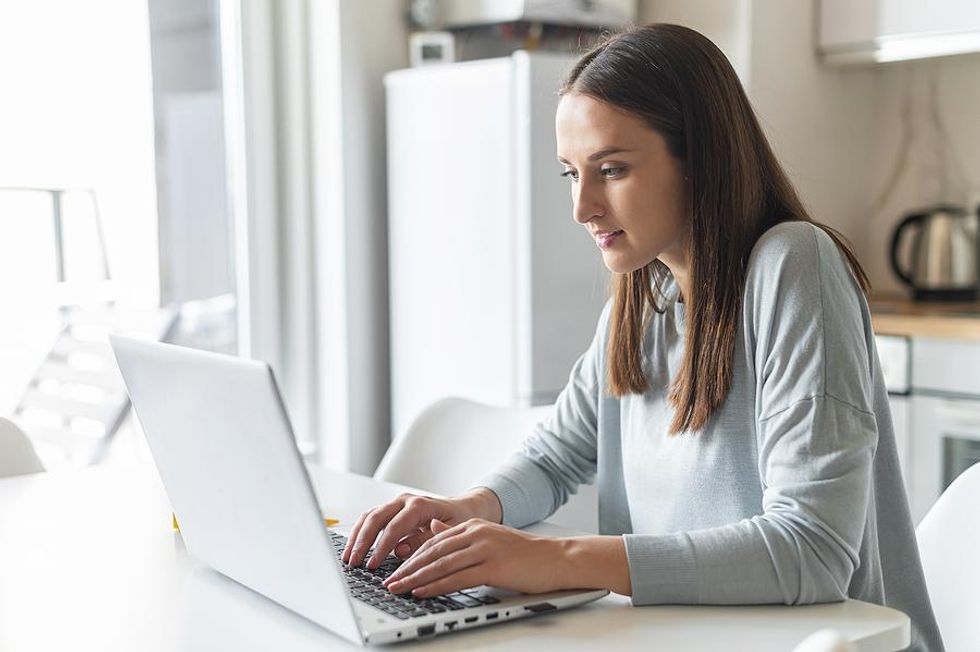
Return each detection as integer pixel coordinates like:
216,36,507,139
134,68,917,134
0,417,45,478
916,460,980,651
375,397,598,533
790,629,856,652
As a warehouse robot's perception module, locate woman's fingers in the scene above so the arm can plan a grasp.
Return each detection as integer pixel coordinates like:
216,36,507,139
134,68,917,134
347,500,405,566
367,499,442,568
392,527,432,560
386,517,451,563
410,520,471,560
378,519,558,597
430,519,451,535
385,525,473,585
341,509,371,563
387,546,482,595
407,565,486,599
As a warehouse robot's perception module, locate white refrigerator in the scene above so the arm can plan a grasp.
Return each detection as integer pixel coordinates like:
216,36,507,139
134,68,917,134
385,51,609,439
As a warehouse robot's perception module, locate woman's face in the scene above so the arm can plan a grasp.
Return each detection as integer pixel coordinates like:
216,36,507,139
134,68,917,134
555,93,689,276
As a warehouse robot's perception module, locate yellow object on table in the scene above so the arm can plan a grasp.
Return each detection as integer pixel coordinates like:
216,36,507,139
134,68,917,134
171,513,339,531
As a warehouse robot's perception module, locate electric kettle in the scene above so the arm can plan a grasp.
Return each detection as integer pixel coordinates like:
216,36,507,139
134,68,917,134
890,204,980,301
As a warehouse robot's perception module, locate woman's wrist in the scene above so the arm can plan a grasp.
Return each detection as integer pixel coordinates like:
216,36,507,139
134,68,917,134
555,535,632,596
455,487,503,524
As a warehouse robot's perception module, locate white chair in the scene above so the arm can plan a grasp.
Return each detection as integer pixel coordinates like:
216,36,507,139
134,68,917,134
916,461,980,651
790,629,856,652
375,397,598,533
0,417,45,478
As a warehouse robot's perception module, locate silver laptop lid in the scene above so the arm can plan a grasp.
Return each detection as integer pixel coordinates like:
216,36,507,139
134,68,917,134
110,336,362,644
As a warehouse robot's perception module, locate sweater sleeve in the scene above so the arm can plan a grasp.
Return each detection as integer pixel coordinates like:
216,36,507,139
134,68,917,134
624,224,878,606
471,301,610,528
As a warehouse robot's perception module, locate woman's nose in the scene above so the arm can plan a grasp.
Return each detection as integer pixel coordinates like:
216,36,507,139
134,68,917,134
573,182,605,225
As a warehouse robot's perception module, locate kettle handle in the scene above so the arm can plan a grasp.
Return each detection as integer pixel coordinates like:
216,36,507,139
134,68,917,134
889,212,926,288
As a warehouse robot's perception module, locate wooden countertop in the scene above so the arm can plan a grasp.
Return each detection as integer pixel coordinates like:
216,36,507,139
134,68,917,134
869,294,980,341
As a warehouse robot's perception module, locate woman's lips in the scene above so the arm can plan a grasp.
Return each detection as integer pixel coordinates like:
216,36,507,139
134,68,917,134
595,230,624,249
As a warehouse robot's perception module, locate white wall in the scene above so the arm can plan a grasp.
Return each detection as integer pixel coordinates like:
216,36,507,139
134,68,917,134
334,2,410,473
310,0,409,473
639,0,753,82
746,0,876,257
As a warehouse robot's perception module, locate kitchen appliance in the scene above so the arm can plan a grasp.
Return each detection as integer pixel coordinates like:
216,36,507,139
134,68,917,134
909,336,980,523
385,51,608,440
889,203,980,301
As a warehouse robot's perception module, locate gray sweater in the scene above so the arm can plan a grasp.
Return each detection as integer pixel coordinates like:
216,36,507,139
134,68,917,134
477,222,943,652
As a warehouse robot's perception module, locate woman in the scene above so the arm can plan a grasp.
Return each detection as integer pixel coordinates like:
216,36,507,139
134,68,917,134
343,24,942,651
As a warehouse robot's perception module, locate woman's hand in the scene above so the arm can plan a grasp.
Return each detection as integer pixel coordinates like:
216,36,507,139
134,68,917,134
341,489,501,569
382,519,564,598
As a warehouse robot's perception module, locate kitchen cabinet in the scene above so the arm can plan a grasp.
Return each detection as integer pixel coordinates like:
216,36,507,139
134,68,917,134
819,0,980,64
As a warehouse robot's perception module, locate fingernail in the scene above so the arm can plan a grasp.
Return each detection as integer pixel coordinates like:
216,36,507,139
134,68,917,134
412,587,426,597
387,580,401,591
395,543,410,557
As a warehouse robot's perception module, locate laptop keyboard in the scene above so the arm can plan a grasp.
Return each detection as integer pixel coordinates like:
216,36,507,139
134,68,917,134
329,531,499,620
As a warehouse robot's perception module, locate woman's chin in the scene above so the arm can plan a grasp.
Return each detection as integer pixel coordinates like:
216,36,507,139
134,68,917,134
601,251,647,275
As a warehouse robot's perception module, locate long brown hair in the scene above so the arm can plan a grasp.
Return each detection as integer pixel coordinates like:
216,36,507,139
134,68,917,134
560,24,870,434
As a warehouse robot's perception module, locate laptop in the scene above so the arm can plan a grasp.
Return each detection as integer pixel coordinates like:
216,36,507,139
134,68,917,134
109,336,608,645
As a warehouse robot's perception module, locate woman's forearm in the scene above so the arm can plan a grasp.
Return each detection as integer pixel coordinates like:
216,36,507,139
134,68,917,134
557,535,632,596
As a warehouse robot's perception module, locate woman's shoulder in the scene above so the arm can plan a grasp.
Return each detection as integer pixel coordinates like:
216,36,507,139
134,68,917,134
744,220,866,322
746,220,853,285
749,220,821,266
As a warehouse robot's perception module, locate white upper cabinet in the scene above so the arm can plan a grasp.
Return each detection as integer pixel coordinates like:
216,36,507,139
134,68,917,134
819,0,980,64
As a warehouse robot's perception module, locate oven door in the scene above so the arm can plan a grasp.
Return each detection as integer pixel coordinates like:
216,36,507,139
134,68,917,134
910,394,980,524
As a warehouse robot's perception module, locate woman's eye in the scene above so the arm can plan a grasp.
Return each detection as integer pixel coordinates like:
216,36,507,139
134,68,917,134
559,167,624,182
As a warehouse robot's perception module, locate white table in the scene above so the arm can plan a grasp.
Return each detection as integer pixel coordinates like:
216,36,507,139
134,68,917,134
0,460,910,651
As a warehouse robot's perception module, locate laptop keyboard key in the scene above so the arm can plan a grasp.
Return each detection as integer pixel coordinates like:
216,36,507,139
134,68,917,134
450,595,483,609
460,589,500,604
436,596,466,610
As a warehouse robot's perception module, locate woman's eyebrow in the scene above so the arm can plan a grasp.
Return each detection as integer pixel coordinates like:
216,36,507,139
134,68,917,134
557,147,634,164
